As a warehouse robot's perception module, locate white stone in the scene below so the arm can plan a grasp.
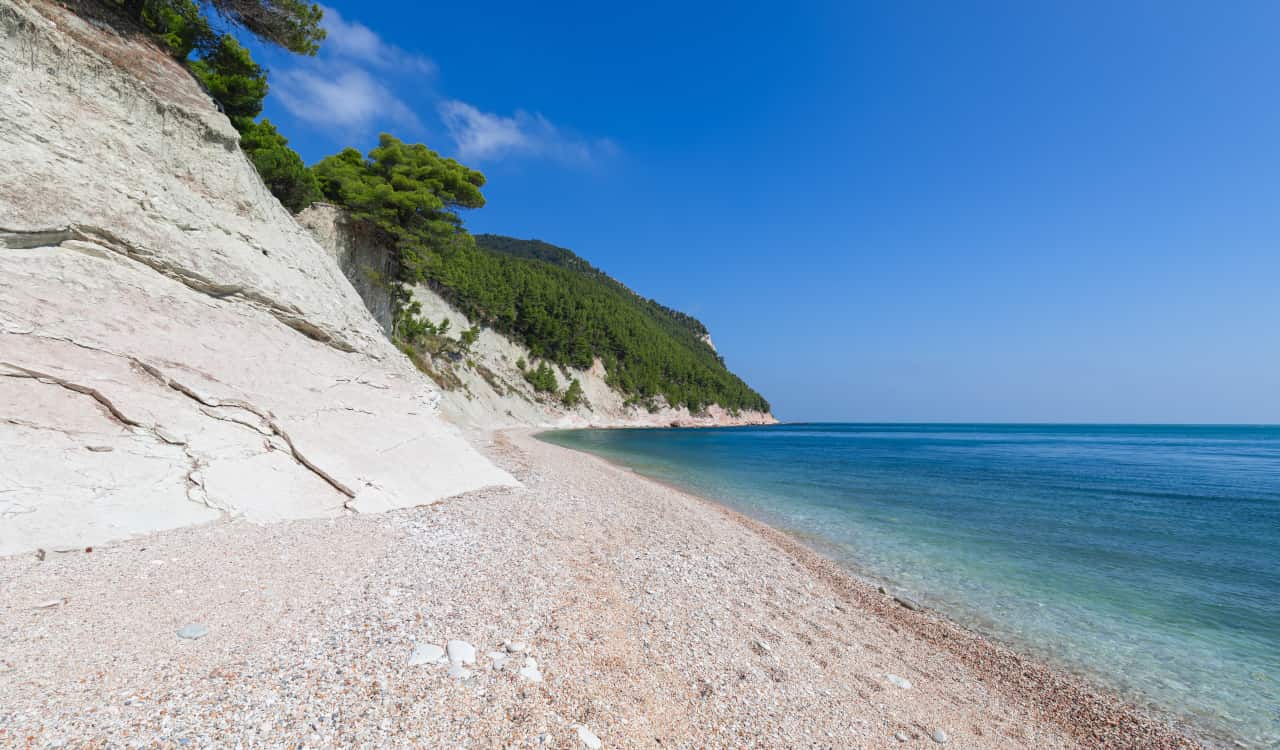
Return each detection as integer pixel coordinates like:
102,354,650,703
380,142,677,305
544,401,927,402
504,641,528,654
574,724,602,750
176,624,209,640
446,640,476,665
930,728,949,744
447,663,472,680
885,673,912,690
518,665,543,682
407,643,445,666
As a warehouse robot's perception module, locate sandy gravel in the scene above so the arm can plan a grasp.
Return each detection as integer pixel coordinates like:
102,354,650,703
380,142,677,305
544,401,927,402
0,430,1204,749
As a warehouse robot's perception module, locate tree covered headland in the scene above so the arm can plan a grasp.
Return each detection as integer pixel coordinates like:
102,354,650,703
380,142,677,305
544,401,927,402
105,0,770,415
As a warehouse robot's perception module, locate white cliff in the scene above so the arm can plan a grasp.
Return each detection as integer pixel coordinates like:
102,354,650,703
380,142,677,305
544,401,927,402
0,0,515,556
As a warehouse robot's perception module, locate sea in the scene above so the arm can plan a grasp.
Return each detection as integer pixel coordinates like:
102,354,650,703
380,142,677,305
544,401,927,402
539,424,1280,748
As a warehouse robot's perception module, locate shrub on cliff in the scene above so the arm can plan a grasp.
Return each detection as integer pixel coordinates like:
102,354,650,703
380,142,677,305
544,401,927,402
524,362,559,395
562,378,585,407
189,35,267,131
238,119,321,212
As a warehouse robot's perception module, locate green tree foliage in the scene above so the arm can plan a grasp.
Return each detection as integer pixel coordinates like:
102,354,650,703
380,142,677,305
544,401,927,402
189,35,267,131
523,362,558,394
313,135,486,272
459,325,481,352
476,233,720,359
137,0,212,58
238,119,321,212
122,0,325,55
562,378,585,407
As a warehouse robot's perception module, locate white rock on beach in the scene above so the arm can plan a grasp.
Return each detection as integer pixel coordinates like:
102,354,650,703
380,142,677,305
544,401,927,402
446,640,476,665
175,624,209,640
518,656,543,682
411,643,446,665
574,724,602,749
885,673,912,690
447,663,473,681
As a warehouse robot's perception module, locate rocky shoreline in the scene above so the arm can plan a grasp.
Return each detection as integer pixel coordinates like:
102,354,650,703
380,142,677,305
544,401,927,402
0,429,1209,748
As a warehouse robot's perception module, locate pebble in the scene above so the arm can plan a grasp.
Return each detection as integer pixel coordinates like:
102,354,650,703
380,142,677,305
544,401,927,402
894,596,922,611
407,643,445,666
885,674,912,690
175,624,209,640
930,728,949,743
574,724,602,749
504,641,528,653
895,732,909,742
518,656,543,682
33,599,63,609
446,640,476,665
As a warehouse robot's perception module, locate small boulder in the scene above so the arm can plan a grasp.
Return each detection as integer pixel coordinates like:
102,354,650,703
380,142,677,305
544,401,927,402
895,596,922,612
574,724,602,750
519,656,543,682
176,624,209,640
408,643,445,666
885,673,912,690
446,640,476,665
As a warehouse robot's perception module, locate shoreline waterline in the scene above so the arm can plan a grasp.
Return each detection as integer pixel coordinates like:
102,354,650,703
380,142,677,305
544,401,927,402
534,424,1269,750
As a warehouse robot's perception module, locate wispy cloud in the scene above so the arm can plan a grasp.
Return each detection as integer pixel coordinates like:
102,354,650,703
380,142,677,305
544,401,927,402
439,100,617,164
317,5,435,75
268,8,613,166
273,65,421,132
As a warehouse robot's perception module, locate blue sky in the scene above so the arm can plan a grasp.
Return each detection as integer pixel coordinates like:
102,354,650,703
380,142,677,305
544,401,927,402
252,1,1280,423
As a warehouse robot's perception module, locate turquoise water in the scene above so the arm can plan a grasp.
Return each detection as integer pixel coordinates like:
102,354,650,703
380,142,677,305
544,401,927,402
540,424,1280,748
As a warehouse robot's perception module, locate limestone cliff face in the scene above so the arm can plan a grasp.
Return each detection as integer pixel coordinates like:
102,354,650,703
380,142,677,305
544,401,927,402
0,0,515,555
296,204,397,338
299,209,777,430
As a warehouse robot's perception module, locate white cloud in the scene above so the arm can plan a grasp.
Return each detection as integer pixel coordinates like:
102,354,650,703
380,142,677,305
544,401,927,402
318,5,435,75
268,9,615,165
439,100,617,164
273,65,421,132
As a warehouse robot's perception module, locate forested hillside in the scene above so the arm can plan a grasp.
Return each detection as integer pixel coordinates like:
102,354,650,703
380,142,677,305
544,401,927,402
451,235,768,413
475,234,715,345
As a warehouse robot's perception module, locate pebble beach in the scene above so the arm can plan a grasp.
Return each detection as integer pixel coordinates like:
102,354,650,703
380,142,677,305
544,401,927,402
0,430,1205,748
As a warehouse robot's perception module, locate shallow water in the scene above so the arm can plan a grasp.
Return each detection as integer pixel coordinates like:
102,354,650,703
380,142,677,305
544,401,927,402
540,424,1280,748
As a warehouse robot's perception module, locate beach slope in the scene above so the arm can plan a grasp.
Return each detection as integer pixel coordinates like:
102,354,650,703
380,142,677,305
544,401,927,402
0,431,1199,748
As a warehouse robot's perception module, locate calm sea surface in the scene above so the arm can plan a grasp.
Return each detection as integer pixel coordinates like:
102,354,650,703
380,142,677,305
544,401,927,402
540,424,1280,748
